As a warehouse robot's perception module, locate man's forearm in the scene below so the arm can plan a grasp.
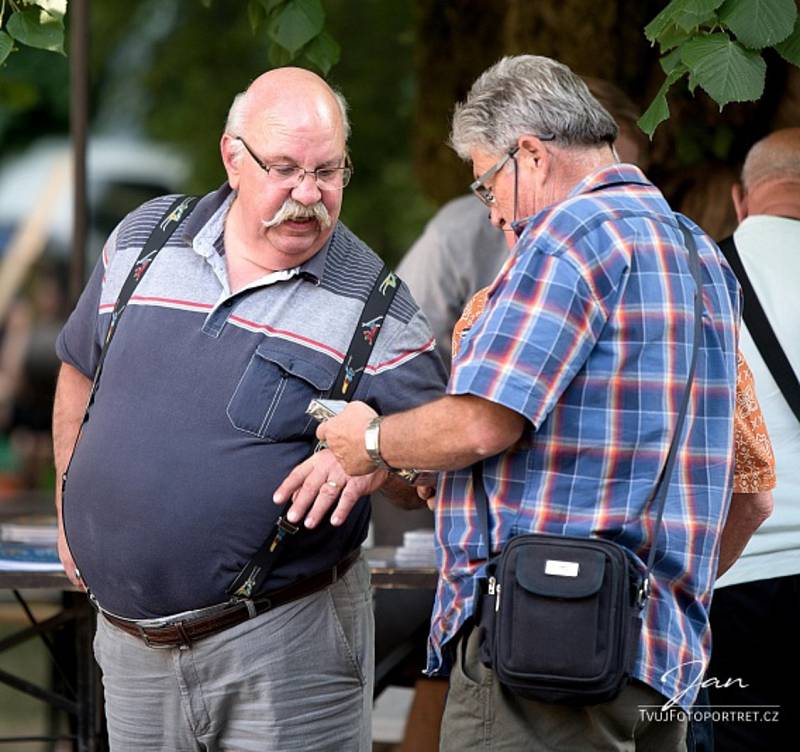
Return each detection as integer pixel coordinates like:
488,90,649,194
717,491,773,577
379,394,525,471
52,363,93,518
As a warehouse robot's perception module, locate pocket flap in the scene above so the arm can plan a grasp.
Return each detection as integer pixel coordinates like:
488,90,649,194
514,544,606,599
254,344,336,391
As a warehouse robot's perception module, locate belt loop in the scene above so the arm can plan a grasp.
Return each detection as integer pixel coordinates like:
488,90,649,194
176,622,192,647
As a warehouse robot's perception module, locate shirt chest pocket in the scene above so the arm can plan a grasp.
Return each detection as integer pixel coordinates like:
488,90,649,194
227,346,336,442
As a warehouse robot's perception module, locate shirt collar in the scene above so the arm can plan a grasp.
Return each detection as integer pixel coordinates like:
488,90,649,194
182,182,332,285
510,162,652,235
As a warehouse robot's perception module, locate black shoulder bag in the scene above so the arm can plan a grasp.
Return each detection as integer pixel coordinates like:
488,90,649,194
474,223,704,705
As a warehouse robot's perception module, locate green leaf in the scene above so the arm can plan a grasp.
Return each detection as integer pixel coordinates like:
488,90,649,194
674,0,723,32
645,0,723,42
268,43,294,68
199,0,212,7
638,67,687,138
6,8,64,53
645,5,679,42
775,18,800,66
680,33,765,106
268,0,324,55
0,31,13,65
718,0,796,49
261,0,288,13
38,0,67,20
302,30,340,75
248,0,265,33
660,46,684,74
658,25,690,52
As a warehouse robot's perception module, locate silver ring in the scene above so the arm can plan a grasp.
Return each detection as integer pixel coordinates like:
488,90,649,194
326,480,339,489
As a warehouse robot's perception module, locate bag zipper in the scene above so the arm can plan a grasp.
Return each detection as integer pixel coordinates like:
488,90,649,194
488,576,502,611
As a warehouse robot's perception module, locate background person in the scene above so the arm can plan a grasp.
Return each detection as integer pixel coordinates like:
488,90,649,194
705,128,800,751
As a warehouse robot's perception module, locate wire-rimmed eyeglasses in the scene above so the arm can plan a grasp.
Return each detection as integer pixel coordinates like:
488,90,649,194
236,136,353,190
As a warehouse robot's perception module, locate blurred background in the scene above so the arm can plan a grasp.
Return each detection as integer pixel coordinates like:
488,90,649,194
1,0,798,496
0,0,798,747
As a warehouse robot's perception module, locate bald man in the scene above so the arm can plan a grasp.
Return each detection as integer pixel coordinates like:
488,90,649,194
52,68,445,750
702,128,800,750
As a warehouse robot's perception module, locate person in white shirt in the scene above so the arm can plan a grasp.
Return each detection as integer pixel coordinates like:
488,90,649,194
707,127,800,751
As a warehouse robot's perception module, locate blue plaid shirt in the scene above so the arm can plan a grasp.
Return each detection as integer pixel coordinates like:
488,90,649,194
427,165,740,710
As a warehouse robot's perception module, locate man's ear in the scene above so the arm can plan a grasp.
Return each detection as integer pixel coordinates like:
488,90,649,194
518,135,550,179
731,182,747,223
220,133,241,191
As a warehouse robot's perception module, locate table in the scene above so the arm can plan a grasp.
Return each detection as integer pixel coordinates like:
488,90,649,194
367,547,438,697
0,532,438,750
0,578,102,751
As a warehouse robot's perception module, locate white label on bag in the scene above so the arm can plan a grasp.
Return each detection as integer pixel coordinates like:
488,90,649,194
545,559,580,577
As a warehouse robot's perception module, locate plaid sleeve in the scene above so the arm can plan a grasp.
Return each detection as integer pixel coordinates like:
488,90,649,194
449,247,607,428
733,350,777,493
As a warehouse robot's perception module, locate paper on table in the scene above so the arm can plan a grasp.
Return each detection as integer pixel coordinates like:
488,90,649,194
0,541,63,571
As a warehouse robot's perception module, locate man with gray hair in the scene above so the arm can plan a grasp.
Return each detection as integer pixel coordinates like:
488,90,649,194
53,67,445,750
309,55,741,750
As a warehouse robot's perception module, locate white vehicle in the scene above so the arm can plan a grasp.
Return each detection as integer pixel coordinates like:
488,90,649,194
0,136,188,317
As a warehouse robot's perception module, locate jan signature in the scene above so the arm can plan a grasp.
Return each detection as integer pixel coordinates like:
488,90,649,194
660,661,748,710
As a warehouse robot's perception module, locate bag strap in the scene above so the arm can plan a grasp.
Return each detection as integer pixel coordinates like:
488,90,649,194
718,235,800,423
227,266,400,599
474,222,704,589
62,195,198,488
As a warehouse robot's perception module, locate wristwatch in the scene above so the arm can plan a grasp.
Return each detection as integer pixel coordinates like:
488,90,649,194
364,416,392,471
365,416,433,485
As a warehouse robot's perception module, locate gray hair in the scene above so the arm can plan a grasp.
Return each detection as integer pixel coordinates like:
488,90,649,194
224,83,351,164
450,55,619,160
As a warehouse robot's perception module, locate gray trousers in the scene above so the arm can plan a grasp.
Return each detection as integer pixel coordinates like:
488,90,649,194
93,555,374,752
441,626,687,752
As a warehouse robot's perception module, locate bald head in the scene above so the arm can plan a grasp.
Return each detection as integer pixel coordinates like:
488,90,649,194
225,68,350,154
741,128,800,190
732,128,800,222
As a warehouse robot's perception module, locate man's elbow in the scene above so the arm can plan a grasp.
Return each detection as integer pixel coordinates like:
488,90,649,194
730,490,774,531
461,401,525,458
750,491,774,527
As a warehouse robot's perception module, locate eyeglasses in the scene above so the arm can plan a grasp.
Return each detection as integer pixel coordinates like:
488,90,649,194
235,136,353,190
470,147,520,208
469,135,555,208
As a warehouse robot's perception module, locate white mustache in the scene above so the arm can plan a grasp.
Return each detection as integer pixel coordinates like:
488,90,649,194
261,198,331,230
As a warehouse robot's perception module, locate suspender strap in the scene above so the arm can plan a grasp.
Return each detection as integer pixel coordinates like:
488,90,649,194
474,222,704,591
62,196,198,488
718,235,800,423
329,268,400,399
227,266,400,599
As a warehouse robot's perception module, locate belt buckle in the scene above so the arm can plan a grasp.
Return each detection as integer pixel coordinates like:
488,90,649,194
135,623,160,649
136,621,189,649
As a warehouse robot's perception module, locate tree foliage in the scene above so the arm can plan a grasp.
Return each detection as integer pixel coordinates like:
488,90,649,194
641,0,800,136
0,0,66,64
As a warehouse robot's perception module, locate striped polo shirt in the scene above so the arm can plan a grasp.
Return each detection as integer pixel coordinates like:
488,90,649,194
57,184,446,620
427,164,740,710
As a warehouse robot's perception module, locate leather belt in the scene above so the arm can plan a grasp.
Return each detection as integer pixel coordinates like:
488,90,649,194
101,548,361,648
